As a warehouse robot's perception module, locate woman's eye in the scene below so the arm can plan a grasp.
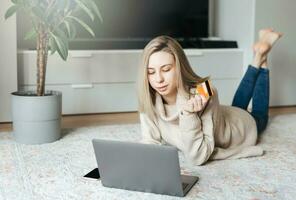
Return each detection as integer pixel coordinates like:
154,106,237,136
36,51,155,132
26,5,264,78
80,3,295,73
148,70,155,75
162,67,171,72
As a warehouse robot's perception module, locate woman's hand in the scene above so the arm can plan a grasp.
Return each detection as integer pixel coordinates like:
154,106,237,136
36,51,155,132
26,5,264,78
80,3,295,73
181,94,208,114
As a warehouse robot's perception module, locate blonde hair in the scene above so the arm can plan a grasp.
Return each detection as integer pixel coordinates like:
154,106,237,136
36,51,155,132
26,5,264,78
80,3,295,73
137,35,205,119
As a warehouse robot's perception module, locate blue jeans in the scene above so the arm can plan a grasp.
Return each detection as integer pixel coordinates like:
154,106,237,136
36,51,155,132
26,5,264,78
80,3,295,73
231,65,269,134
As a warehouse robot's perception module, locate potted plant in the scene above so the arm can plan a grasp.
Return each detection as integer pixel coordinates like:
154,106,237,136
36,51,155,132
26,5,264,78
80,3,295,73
5,0,102,144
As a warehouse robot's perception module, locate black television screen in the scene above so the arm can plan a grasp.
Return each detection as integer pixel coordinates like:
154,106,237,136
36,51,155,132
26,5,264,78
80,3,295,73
93,0,209,38
17,0,209,49
73,0,209,49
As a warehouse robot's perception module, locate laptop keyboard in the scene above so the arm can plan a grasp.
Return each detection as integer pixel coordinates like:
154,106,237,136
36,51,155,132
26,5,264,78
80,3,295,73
182,183,189,190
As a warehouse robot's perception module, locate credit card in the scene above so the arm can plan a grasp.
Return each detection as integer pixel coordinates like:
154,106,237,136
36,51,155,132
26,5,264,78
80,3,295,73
195,79,214,99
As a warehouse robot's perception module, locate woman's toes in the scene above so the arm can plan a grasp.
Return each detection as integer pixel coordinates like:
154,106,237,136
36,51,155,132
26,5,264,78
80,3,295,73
259,28,273,41
259,30,283,46
266,31,282,46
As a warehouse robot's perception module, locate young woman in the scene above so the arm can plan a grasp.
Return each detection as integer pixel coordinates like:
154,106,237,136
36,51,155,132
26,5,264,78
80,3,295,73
137,29,282,165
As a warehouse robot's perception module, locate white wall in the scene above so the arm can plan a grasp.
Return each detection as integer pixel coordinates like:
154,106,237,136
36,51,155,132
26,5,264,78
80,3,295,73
0,1,18,122
214,0,256,69
255,0,296,105
215,0,296,106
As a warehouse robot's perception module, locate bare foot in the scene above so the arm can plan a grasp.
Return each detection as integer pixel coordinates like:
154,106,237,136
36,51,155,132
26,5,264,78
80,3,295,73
252,29,283,68
259,28,283,47
253,29,282,55
252,42,269,67
259,28,274,41
253,42,271,55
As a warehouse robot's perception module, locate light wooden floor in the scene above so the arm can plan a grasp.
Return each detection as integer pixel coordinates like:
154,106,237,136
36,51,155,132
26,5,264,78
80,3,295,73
1,107,296,132
0,112,139,132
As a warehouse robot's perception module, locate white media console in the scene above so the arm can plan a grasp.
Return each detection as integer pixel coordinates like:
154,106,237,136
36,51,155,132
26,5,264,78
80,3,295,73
17,49,244,115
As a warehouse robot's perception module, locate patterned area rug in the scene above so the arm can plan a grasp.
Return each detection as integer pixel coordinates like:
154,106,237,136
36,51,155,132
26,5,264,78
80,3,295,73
1,114,296,200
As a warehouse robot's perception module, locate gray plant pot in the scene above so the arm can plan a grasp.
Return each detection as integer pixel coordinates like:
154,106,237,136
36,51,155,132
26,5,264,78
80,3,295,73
11,90,62,144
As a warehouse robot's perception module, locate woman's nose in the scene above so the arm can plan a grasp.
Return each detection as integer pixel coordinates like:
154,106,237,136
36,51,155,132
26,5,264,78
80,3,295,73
156,72,164,83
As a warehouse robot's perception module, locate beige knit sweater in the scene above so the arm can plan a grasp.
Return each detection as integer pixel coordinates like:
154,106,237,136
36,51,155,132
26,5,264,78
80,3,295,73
139,87,264,165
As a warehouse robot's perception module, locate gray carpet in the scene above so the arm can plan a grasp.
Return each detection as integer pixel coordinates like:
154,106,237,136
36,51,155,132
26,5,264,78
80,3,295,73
1,114,296,200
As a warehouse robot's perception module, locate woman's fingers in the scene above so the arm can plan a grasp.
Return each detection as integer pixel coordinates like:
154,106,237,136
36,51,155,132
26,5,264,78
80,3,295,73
181,94,209,114
193,95,202,112
200,95,208,106
183,99,194,112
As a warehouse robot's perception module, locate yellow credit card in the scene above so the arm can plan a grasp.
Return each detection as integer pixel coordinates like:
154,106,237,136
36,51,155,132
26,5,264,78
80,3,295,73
195,79,214,99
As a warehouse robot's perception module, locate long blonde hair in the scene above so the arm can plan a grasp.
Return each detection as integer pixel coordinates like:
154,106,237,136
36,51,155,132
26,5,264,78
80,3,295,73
137,35,204,120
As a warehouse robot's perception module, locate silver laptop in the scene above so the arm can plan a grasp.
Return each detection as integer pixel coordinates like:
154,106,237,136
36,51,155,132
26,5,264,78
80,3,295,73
88,139,199,197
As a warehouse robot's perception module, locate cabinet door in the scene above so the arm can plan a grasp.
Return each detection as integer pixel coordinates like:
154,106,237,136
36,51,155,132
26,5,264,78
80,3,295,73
186,49,243,79
185,49,244,105
18,52,93,85
21,83,138,114
18,51,142,85
90,51,141,83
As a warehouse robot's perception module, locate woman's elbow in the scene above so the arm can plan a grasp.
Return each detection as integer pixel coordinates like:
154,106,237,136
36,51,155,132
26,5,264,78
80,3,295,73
188,153,208,166
186,145,213,166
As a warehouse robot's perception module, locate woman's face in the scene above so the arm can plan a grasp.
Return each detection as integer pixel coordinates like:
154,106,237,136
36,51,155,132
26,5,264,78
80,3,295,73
147,51,178,99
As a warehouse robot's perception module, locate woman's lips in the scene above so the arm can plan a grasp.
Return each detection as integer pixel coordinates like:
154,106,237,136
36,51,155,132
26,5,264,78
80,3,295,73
157,85,168,92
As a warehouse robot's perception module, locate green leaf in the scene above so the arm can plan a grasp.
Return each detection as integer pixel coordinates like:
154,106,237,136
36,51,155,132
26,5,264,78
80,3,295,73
54,28,69,53
24,28,37,40
63,21,71,38
49,37,57,55
54,27,68,43
74,0,94,21
63,20,77,39
83,0,103,22
67,16,95,37
68,21,77,39
50,32,68,60
4,5,19,19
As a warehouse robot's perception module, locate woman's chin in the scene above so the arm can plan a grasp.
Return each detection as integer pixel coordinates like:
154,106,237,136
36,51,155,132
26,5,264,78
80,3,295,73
157,89,170,96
